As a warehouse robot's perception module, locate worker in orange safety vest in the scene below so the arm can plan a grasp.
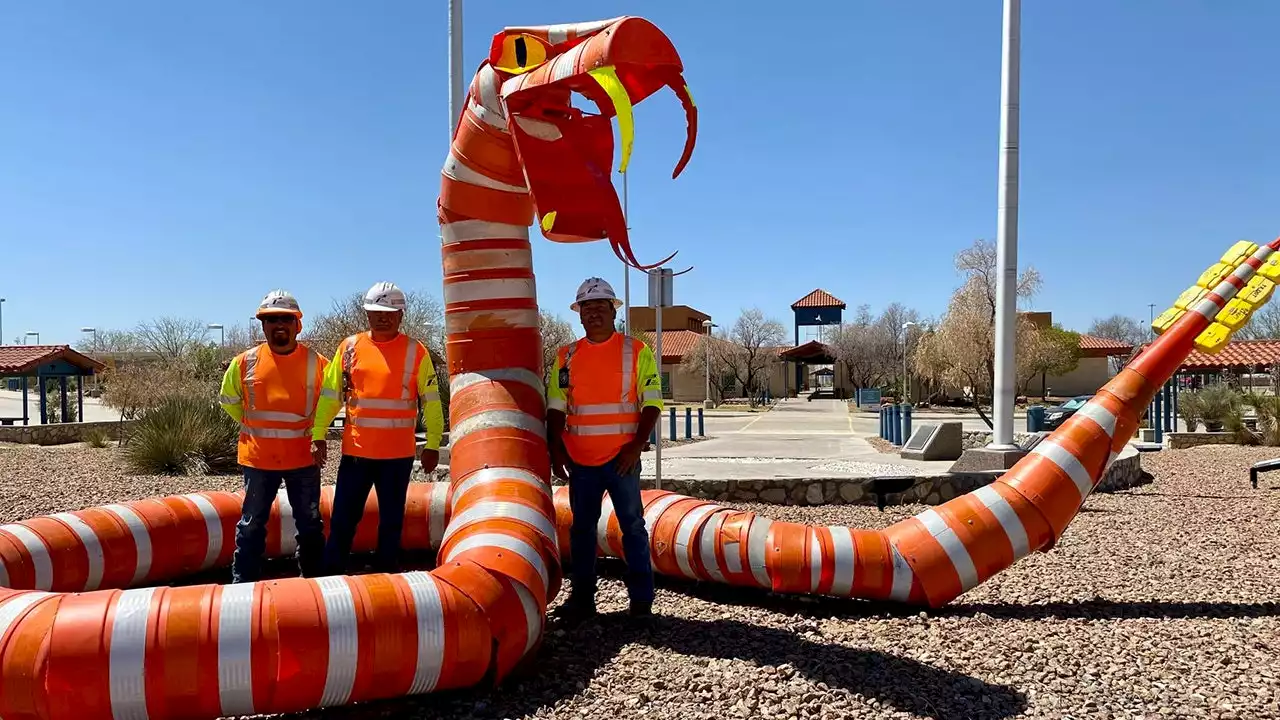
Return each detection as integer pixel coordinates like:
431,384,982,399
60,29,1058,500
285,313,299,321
547,277,663,621
311,281,444,574
218,289,328,583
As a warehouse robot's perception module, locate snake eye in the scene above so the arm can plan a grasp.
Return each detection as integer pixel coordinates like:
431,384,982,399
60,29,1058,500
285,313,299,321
494,33,550,74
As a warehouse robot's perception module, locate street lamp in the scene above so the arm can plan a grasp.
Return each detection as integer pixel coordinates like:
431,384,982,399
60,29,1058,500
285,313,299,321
702,319,718,407
0,298,6,345
81,327,97,348
902,321,917,403
25,331,39,345
208,323,225,347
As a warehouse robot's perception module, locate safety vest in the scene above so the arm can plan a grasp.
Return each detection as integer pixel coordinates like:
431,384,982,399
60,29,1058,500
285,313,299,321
236,343,324,471
339,332,431,459
557,333,643,467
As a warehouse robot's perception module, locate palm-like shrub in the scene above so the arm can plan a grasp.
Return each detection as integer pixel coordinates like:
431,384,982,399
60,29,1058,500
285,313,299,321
1194,383,1242,432
124,396,239,475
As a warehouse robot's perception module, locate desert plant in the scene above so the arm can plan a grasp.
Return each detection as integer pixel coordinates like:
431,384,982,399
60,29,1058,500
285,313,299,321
83,426,112,449
1177,390,1202,432
123,396,239,475
1243,392,1280,446
1194,383,1242,431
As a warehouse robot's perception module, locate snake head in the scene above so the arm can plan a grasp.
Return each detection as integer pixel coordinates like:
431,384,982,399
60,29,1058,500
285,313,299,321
483,16,697,270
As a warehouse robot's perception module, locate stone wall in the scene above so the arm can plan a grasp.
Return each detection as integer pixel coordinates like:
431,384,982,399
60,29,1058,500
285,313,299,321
0,420,135,446
1165,432,1237,450
962,431,1035,450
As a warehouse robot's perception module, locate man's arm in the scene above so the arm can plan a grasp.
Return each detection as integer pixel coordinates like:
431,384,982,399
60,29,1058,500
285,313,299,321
416,347,444,451
545,352,570,479
634,343,664,441
312,340,345,441
218,356,244,424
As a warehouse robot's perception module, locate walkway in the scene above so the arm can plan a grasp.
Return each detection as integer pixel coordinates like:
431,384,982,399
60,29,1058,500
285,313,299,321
640,398,953,481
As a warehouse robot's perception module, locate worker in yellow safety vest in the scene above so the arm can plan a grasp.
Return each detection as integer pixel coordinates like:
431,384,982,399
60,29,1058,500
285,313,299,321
218,289,328,583
312,281,444,574
547,277,663,621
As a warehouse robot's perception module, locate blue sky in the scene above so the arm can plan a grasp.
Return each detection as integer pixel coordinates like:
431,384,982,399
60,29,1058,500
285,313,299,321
2,1,1277,346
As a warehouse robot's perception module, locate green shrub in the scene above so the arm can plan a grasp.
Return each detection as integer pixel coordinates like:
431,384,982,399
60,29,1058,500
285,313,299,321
1243,392,1280,446
83,427,112,449
1193,383,1242,431
123,396,239,475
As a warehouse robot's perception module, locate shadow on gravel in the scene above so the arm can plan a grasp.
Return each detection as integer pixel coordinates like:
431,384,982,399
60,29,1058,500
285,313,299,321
289,613,1026,720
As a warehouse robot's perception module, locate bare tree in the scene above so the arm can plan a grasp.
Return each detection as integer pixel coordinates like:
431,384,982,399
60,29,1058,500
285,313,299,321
135,317,209,359
720,308,786,405
955,238,1043,317
303,290,444,360
1233,302,1280,341
1088,314,1147,373
678,333,737,405
222,322,264,352
539,310,578,380
77,329,142,354
875,302,922,394
829,305,893,391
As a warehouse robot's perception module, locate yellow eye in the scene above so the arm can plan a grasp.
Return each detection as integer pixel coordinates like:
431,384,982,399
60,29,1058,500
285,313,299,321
494,33,549,74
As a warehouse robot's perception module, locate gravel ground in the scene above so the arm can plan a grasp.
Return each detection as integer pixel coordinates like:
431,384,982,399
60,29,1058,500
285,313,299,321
1,442,1278,719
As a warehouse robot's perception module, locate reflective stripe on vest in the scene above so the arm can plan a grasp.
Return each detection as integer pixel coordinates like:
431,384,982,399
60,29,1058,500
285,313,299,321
236,344,322,466
340,333,423,431
560,335,643,464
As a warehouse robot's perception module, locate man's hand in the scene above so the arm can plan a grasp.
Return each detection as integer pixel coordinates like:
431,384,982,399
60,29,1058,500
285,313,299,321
420,448,439,473
614,438,644,476
550,442,570,481
311,440,327,468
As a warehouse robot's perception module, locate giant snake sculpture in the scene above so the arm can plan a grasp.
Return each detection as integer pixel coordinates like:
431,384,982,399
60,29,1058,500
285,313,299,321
0,15,1274,720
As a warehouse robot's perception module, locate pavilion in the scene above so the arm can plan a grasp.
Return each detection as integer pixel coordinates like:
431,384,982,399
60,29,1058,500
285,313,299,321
0,345,106,425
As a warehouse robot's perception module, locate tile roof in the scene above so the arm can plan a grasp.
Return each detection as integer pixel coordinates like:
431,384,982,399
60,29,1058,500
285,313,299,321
639,330,708,362
1179,339,1280,370
0,345,107,375
1076,334,1133,357
791,289,846,309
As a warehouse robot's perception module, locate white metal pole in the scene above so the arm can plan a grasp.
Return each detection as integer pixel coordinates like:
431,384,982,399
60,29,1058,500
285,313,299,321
654,289,662,490
622,172,630,336
448,0,464,137
990,0,1021,451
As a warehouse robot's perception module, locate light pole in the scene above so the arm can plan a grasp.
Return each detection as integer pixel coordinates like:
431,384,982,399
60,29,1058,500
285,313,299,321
80,327,98,350
448,0,464,137
0,298,5,345
989,0,1021,452
702,319,718,407
25,331,39,345
208,323,225,347
902,321,917,403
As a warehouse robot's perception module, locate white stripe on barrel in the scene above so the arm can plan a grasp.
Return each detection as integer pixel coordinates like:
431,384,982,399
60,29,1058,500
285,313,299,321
450,409,546,446
443,277,537,305
0,524,53,591
50,512,105,591
101,505,152,586
445,308,540,334
217,583,256,717
889,544,914,602
183,494,225,570
746,517,773,589
0,591,51,640
442,151,527,193
673,505,718,579
1030,440,1094,499
404,572,445,694
915,509,979,592
317,577,359,707
828,527,856,596
444,532,549,593
109,587,157,720
277,489,297,556
450,367,545,398
441,219,528,244
441,501,557,549
972,485,1031,561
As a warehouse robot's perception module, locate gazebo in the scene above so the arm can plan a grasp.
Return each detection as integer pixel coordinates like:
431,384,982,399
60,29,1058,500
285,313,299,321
779,340,839,397
0,345,106,425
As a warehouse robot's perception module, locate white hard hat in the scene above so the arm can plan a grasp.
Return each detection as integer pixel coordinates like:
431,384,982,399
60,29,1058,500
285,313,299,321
363,281,407,312
256,289,302,318
570,277,623,311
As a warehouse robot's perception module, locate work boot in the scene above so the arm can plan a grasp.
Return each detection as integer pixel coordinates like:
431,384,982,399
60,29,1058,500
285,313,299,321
628,599,653,618
553,592,597,624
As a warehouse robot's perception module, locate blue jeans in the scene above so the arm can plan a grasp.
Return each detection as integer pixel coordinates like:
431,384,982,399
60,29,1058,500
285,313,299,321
567,455,655,605
323,455,415,574
232,464,324,583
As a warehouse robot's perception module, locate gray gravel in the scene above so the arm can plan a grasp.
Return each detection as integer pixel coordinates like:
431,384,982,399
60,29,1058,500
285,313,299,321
1,442,1278,719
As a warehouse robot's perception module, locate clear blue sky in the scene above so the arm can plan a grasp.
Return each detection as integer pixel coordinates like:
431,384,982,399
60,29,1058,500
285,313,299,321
3,1,1277,346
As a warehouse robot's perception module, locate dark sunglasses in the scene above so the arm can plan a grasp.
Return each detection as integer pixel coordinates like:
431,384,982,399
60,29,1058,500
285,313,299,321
260,315,295,325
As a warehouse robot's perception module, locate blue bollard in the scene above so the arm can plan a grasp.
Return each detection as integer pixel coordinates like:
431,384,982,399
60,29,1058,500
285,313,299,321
669,407,677,441
650,426,657,446
697,407,704,436
685,407,692,439
900,403,912,444
890,404,902,445
879,406,887,439
1153,387,1164,444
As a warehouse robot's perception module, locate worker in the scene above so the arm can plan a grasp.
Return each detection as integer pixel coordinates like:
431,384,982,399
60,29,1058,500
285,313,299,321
547,277,663,620
312,281,444,575
218,290,328,583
